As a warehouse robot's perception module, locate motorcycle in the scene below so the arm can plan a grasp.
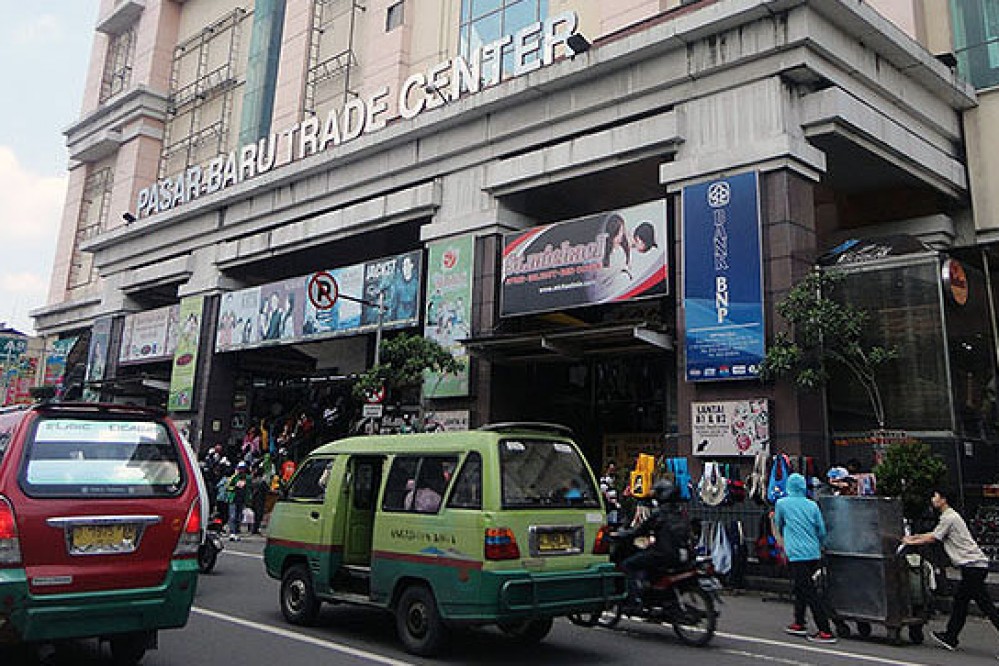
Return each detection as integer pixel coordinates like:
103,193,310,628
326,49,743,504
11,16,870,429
570,533,722,647
198,516,225,574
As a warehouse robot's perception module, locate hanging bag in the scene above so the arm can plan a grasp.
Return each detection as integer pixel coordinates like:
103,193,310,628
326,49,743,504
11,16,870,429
747,450,768,504
766,453,792,504
712,521,733,575
754,510,787,565
699,462,728,507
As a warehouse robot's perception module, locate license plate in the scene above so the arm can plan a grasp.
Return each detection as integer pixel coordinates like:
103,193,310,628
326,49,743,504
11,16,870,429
538,531,574,552
70,524,139,555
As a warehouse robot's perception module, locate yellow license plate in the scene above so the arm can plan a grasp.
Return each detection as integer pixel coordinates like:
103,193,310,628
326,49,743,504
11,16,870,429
538,531,573,552
71,525,138,553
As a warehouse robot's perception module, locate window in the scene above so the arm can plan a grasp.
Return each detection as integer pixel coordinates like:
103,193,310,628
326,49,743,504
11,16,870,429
100,26,136,104
287,458,334,501
23,418,184,498
459,0,547,80
447,452,482,509
69,166,114,289
951,0,999,89
499,439,599,508
382,455,458,514
386,1,405,31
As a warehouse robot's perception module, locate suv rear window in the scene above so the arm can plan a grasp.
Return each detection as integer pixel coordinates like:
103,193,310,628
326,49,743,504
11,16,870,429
499,438,599,508
22,417,184,497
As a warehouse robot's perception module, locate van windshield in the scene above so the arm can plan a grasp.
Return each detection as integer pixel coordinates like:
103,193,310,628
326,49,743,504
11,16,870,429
499,438,600,508
22,417,184,498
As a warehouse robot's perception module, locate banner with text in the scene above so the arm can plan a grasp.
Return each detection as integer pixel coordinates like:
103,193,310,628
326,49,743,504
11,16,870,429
423,235,474,398
119,304,179,365
683,171,765,381
168,296,205,412
691,399,770,457
501,200,668,317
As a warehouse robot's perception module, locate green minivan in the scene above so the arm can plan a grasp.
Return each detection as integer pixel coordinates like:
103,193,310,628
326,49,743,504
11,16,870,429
264,423,624,655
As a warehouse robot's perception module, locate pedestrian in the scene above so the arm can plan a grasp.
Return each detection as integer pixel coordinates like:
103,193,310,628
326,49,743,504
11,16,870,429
773,472,836,644
250,468,269,535
902,487,999,651
226,461,251,540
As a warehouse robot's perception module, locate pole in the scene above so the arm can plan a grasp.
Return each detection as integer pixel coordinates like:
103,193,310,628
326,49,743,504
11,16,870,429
374,291,385,367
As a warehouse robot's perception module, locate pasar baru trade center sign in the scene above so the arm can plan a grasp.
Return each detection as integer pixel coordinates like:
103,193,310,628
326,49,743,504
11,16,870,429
137,12,584,218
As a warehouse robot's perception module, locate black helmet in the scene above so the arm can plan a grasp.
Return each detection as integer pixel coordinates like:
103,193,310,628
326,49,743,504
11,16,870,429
653,479,678,503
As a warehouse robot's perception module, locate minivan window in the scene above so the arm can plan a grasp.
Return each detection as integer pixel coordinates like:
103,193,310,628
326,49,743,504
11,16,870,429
500,439,599,508
447,452,482,509
382,455,457,514
287,458,333,501
22,417,183,498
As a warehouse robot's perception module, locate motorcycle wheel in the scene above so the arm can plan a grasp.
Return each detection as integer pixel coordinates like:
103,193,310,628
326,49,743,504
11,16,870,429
672,585,717,647
198,544,218,574
597,602,622,629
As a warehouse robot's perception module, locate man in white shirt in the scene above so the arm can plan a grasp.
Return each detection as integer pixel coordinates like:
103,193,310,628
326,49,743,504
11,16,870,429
903,487,999,651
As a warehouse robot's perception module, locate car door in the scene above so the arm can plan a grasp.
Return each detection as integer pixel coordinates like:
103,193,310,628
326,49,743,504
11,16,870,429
342,456,382,566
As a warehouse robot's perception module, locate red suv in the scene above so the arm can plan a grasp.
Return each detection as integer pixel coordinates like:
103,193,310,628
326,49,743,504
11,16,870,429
0,403,202,664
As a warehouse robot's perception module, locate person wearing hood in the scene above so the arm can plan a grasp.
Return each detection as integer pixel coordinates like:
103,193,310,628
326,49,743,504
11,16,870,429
773,472,835,644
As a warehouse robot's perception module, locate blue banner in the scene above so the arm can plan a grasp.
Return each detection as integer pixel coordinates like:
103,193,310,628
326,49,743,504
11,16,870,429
683,171,764,381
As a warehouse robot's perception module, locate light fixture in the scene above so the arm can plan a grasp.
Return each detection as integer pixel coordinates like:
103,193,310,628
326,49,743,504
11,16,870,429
566,33,591,57
122,212,136,223
423,82,450,105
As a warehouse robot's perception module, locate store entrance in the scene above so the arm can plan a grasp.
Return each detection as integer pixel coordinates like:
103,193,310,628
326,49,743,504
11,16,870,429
491,352,674,467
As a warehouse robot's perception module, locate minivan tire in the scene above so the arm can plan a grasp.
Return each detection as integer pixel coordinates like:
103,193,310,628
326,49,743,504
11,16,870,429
281,564,321,626
109,632,149,665
498,617,554,643
396,585,448,656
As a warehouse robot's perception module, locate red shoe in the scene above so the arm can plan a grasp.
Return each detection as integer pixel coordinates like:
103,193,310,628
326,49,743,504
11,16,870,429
808,631,837,644
784,623,807,636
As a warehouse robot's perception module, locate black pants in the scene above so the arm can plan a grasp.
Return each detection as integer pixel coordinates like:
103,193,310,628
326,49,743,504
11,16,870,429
621,549,673,602
944,566,999,642
789,560,831,633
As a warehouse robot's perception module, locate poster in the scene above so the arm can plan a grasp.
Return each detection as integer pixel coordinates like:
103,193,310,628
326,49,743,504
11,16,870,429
168,296,205,412
360,250,423,327
423,235,474,398
303,264,363,336
256,277,306,344
44,337,77,387
691,399,770,457
83,316,112,401
423,410,470,432
216,286,262,351
501,200,667,317
119,304,179,364
683,171,765,381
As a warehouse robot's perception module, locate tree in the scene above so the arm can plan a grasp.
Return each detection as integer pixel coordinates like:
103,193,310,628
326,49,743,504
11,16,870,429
873,440,947,520
352,333,462,407
760,269,897,428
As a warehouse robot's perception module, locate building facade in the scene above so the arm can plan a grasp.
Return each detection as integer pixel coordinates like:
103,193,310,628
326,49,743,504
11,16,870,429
36,0,996,500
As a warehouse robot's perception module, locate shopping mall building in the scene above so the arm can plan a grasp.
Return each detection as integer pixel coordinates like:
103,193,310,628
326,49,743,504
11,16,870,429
32,0,999,502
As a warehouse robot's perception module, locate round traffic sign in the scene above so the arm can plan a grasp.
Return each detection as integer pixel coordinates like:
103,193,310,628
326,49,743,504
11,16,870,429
364,386,386,404
308,271,339,310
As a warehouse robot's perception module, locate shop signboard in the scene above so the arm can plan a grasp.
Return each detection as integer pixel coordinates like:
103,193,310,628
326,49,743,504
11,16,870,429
423,235,474,398
83,316,112,401
119,304,179,364
691,399,770,457
682,171,765,382
216,249,423,353
501,200,668,317
423,410,470,432
43,337,77,387
168,296,205,412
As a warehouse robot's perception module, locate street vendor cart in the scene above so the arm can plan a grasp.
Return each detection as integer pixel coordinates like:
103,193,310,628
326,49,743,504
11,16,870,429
818,496,931,645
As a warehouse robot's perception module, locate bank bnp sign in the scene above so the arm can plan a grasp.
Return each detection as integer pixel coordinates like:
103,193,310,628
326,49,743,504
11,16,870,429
137,12,584,219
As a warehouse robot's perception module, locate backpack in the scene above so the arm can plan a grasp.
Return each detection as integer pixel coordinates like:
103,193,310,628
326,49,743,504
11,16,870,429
766,453,792,504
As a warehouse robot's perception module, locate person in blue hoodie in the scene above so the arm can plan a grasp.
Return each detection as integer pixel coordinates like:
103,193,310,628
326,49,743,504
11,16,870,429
773,472,836,644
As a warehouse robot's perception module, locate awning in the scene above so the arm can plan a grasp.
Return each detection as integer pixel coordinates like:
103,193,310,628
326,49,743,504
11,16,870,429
463,322,672,363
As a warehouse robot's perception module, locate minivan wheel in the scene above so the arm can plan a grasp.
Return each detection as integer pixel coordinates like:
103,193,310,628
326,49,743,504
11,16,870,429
395,585,448,656
109,632,149,665
498,617,554,643
281,564,321,626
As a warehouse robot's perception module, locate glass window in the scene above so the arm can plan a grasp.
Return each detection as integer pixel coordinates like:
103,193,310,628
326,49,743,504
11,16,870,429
386,1,405,31
499,439,600,508
951,0,999,89
459,0,547,79
382,455,457,514
383,457,419,511
23,418,184,498
287,458,334,501
100,25,136,104
352,459,378,510
447,452,482,509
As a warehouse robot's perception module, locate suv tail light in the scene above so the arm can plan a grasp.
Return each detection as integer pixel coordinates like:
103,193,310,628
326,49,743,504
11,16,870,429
593,525,611,555
173,498,202,558
0,495,21,567
485,527,520,560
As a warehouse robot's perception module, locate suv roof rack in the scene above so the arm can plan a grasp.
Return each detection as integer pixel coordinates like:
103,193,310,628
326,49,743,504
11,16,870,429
477,422,575,438
34,402,166,418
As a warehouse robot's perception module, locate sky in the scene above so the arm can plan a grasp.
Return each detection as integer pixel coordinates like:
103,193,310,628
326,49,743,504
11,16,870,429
0,2,98,335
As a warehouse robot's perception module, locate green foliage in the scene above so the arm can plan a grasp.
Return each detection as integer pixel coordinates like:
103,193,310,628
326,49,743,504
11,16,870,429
352,333,462,402
760,270,897,426
873,440,948,520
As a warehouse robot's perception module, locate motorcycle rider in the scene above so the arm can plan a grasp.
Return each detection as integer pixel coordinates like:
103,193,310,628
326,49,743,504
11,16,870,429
614,479,691,612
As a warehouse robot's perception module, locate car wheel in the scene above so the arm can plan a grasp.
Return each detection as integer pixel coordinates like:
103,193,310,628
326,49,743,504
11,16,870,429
280,564,321,626
395,585,448,656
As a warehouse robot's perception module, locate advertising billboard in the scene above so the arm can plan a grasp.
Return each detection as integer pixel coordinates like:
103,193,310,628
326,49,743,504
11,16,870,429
682,171,765,381
168,296,205,412
501,200,668,317
691,399,770,457
423,235,474,398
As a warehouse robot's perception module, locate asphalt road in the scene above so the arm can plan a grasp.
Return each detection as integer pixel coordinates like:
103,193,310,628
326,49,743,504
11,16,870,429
6,537,999,665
